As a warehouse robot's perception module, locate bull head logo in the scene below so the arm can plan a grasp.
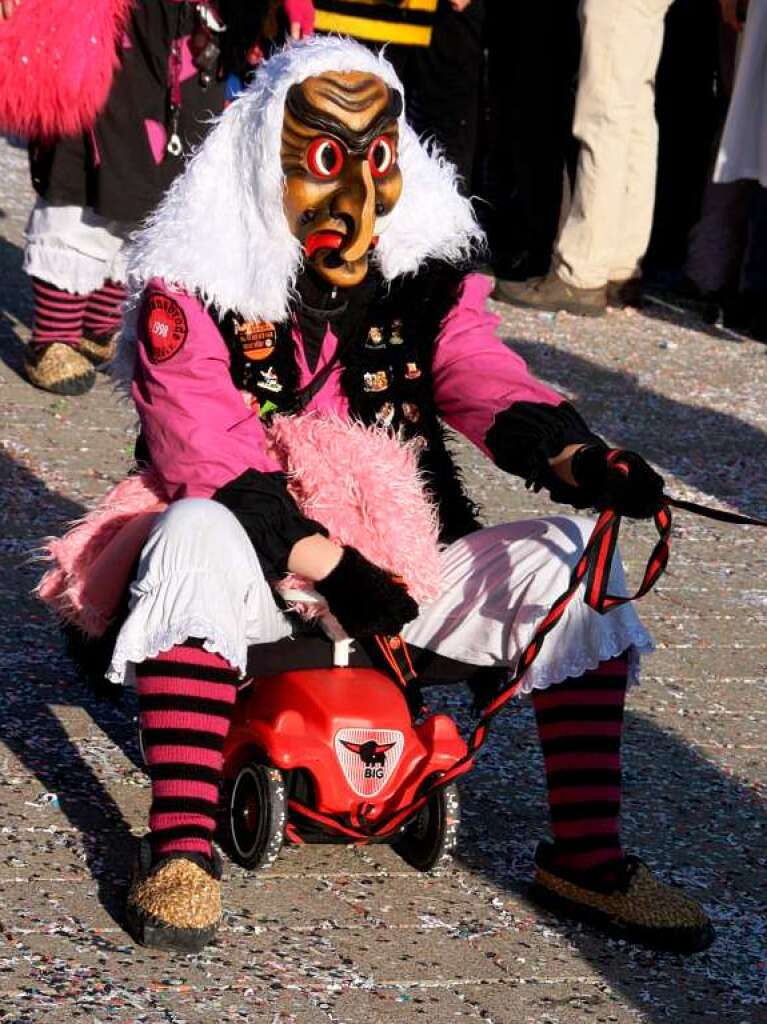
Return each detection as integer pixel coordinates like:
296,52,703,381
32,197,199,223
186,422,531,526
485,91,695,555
334,729,405,797
339,739,397,767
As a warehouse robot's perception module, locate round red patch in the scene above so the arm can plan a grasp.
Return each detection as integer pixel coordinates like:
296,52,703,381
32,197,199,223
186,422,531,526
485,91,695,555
143,293,188,363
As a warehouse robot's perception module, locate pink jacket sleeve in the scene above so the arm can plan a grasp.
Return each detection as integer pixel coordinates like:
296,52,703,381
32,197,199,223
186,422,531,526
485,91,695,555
432,274,600,485
432,274,567,456
132,280,283,500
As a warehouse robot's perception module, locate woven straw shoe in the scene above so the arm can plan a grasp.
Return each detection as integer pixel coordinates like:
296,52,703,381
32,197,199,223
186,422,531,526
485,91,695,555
80,330,118,368
126,838,223,953
24,342,96,395
531,842,715,953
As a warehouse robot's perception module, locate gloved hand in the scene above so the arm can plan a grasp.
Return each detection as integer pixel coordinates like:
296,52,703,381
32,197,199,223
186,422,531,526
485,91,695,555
314,546,419,638
571,445,665,519
284,0,315,39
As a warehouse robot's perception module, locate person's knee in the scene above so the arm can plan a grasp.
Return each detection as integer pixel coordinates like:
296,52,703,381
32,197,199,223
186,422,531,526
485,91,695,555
540,514,598,574
143,498,253,575
551,513,630,588
563,514,597,554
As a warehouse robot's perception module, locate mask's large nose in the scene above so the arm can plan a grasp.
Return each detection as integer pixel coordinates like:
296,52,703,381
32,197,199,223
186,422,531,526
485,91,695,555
335,159,376,263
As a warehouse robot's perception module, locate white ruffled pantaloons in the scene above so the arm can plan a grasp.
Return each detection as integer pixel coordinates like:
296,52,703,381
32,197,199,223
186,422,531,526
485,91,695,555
108,499,654,689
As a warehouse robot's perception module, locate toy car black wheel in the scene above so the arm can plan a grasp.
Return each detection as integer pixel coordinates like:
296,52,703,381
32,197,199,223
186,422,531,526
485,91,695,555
223,762,286,870
392,775,461,873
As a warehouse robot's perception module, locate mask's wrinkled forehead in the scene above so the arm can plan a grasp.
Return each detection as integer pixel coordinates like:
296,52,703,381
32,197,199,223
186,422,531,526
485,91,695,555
283,72,403,157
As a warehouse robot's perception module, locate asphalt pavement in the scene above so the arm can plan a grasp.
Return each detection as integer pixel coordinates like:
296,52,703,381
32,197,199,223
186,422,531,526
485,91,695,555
1,136,765,1023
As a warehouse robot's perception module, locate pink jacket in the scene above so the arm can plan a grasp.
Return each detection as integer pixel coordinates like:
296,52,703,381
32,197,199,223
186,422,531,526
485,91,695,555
133,273,565,501
39,273,580,636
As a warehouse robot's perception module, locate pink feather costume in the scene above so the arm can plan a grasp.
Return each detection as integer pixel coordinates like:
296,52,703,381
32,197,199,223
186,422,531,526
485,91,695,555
37,413,443,636
0,0,132,139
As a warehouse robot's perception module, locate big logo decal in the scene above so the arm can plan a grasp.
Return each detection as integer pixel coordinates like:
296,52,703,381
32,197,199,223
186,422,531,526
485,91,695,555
334,728,405,798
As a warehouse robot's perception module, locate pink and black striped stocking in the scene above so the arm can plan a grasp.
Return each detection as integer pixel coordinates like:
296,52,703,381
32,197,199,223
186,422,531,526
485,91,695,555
82,280,126,339
136,640,239,860
532,654,629,873
31,277,87,347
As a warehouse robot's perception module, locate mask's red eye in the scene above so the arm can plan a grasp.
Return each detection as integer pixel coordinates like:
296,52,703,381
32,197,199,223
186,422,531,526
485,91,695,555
306,137,344,178
368,135,396,178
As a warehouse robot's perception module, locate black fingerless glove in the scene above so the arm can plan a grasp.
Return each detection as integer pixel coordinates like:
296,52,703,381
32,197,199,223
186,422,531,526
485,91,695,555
571,445,665,519
314,546,419,638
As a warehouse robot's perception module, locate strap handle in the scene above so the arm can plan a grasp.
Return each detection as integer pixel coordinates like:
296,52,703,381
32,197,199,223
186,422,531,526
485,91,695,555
665,495,767,528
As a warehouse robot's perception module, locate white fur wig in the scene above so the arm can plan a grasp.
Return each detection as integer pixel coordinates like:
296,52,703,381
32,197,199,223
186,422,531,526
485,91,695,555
127,36,484,322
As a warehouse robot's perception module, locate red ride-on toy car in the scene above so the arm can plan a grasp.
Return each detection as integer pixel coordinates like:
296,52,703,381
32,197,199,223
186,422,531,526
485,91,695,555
217,629,468,873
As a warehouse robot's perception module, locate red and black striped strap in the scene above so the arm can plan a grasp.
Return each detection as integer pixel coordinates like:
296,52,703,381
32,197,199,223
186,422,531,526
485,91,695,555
286,452,765,843
287,454,674,842
665,496,767,527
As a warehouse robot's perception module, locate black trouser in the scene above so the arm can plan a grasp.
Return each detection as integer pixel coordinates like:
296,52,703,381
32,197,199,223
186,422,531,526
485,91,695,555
385,0,485,191
481,0,580,278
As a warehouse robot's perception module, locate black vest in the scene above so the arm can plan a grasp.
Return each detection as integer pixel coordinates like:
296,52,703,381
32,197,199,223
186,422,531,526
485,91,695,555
217,261,482,544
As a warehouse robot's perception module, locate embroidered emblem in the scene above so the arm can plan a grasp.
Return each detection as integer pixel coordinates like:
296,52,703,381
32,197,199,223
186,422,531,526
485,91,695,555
404,361,422,380
389,319,404,345
402,402,421,423
257,367,283,393
144,293,188,363
375,402,395,428
237,319,276,361
365,325,385,349
363,370,388,393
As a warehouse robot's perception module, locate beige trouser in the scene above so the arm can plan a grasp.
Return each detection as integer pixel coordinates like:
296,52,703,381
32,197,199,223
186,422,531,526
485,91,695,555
555,0,674,289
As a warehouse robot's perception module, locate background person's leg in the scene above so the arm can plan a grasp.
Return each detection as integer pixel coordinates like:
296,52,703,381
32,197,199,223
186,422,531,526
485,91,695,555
82,279,126,339
80,278,126,366
555,0,672,290
401,0,485,190
30,276,87,348
607,2,671,287
23,201,127,393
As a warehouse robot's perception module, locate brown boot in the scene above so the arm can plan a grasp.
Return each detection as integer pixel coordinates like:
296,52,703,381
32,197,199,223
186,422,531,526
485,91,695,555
530,842,714,953
493,271,607,317
24,342,96,395
125,838,223,953
607,278,643,309
80,329,119,368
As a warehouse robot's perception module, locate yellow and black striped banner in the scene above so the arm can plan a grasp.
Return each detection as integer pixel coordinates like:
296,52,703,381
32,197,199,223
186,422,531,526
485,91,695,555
314,0,439,47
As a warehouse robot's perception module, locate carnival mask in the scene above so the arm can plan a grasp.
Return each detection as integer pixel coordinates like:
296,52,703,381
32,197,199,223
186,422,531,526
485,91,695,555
281,71,404,289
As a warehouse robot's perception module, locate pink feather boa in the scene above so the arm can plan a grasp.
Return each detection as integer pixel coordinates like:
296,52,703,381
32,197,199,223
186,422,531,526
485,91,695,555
37,415,443,635
270,413,442,615
36,471,168,636
0,0,132,138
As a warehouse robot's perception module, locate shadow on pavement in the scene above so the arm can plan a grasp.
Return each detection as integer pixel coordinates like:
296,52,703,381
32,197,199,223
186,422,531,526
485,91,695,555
445,685,764,1021
0,449,139,930
1,337,763,1005
0,234,32,379
511,335,767,517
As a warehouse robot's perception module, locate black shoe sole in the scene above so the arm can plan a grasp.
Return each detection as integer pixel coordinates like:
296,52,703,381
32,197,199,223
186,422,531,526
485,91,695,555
125,903,219,954
529,880,716,954
25,368,96,396
492,289,606,318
